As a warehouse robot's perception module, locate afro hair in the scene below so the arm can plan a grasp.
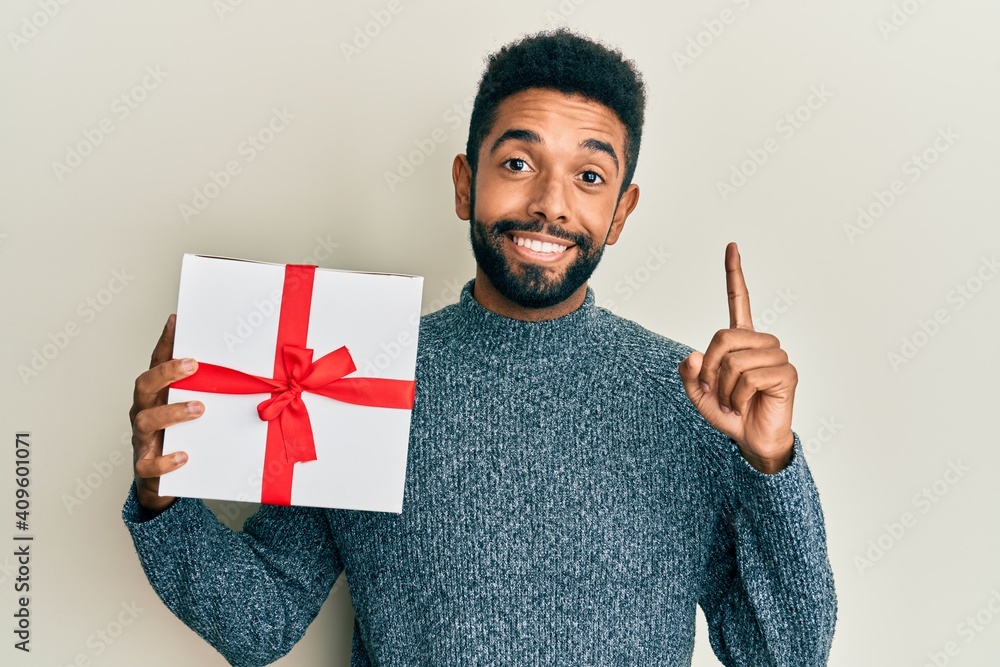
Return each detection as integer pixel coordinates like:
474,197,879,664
465,28,646,198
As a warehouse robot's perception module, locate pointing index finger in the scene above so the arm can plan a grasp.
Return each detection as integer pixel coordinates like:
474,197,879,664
726,242,754,331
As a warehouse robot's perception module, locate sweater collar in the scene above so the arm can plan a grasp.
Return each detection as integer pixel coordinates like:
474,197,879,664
452,279,600,357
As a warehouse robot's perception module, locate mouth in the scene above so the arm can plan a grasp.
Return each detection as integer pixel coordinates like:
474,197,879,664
505,231,575,263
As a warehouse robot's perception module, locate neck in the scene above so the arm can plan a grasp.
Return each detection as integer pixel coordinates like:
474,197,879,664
471,267,588,322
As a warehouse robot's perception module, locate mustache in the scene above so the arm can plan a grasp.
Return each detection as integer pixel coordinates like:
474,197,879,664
487,219,589,249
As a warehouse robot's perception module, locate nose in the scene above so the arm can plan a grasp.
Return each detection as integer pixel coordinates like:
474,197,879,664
527,171,570,225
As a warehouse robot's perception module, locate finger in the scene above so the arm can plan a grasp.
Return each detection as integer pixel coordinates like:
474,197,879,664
730,363,797,417
132,401,204,452
699,328,780,393
131,357,199,421
150,314,176,370
715,347,789,413
678,350,707,405
130,315,181,424
135,451,188,481
150,314,178,407
679,350,741,434
726,242,754,331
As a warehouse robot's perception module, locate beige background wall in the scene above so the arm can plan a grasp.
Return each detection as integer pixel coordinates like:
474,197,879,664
3,1,998,665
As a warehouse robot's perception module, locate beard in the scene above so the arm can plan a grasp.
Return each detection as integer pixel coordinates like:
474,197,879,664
468,187,610,309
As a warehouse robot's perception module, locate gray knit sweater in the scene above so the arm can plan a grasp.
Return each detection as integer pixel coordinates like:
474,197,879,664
122,280,836,666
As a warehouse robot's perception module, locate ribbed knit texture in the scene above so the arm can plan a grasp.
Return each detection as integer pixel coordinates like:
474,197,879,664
122,280,836,666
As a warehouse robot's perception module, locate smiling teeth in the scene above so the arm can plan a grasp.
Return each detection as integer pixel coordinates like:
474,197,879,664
513,235,568,254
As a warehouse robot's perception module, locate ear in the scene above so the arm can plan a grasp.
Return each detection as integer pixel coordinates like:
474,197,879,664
605,183,640,246
452,154,472,221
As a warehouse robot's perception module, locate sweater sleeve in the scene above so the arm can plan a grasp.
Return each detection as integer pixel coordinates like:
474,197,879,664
121,480,344,667
698,432,837,666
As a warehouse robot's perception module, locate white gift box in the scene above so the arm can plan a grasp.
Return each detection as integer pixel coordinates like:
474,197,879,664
159,253,423,512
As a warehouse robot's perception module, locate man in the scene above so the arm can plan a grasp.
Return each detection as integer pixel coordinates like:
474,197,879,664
124,29,836,666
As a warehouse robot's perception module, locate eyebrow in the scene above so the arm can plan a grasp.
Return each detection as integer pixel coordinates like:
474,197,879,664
489,128,540,154
489,128,620,175
582,138,619,175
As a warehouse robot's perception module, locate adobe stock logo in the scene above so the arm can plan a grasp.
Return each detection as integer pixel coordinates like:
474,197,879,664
716,85,833,202
213,0,248,20
918,588,1000,667
339,0,412,62
887,254,998,372
672,0,756,73
51,66,168,183
596,246,671,312
801,417,843,457
853,459,969,576
384,94,475,193
877,0,933,40
18,269,135,385
543,0,589,26
62,431,131,514
7,0,73,53
56,600,145,666
223,289,282,352
179,107,295,223
844,126,958,244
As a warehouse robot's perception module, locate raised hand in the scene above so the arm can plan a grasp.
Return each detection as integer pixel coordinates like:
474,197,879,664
678,243,797,474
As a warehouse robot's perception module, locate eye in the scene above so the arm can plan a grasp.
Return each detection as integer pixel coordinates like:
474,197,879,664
503,157,530,172
579,170,604,185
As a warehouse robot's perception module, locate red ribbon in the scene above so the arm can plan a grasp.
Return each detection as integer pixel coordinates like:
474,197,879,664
170,264,416,506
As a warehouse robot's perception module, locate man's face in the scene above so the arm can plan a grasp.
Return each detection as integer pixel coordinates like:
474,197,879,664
454,88,638,310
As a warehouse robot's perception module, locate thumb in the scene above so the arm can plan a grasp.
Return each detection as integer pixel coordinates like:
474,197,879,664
679,350,706,404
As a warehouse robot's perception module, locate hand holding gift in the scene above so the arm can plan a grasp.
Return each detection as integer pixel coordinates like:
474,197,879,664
129,313,200,517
